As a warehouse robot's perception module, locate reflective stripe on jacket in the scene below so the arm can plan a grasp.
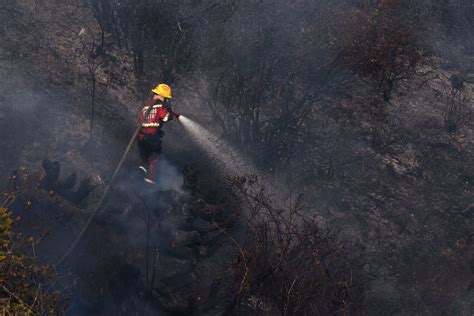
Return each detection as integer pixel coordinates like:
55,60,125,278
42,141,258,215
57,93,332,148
138,99,171,134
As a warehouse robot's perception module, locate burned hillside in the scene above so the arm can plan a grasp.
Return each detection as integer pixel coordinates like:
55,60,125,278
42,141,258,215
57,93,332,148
0,0,473,315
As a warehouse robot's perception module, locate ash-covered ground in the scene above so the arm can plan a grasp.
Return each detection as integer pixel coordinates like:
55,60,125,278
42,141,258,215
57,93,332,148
1,1,473,315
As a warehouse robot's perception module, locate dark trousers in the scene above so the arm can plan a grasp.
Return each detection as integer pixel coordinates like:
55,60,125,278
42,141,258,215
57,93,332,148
137,132,163,182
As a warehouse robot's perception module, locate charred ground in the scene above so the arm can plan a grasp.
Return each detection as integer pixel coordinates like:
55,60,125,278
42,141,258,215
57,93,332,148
0,0,473,315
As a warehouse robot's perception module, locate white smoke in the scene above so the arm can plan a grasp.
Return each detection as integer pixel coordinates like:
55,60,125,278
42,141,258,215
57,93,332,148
155,158,183,192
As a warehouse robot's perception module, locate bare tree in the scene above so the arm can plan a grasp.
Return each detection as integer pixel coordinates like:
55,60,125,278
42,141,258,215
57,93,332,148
222,177,367,315
343,0,422,102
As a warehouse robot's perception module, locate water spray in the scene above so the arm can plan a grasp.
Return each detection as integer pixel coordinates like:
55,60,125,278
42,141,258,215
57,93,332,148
178,116,258,177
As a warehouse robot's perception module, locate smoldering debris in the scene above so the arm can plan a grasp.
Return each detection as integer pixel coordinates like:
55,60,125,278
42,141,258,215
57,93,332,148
58,159,240,315
40,159,98,204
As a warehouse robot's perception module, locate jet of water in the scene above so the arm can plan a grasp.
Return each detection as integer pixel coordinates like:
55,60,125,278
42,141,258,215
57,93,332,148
179,116,300,212
179,116,258,177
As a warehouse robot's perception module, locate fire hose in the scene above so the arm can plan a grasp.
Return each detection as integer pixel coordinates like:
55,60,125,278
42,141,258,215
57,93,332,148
56,105,180,267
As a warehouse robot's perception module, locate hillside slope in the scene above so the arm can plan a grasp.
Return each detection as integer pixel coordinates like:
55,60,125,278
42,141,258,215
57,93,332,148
0,0,473,315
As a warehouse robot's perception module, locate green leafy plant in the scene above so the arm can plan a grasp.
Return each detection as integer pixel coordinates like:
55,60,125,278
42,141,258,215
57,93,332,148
0,169,65,315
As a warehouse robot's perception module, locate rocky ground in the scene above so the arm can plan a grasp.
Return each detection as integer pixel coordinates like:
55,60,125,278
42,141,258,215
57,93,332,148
300,58,474,314
1,0,473,315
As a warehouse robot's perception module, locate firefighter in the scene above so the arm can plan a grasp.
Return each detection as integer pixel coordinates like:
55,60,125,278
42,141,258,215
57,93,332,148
137,83,180,184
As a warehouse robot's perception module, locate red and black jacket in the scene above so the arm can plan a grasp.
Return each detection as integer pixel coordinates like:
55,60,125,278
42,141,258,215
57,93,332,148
138,99,173,135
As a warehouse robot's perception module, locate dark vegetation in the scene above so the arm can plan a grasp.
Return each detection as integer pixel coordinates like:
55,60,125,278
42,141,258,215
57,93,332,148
83,0,474,172
0,0,473,314
224,177,367,315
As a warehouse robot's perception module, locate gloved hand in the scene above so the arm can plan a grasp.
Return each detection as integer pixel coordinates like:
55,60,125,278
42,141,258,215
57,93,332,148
172,111,181,119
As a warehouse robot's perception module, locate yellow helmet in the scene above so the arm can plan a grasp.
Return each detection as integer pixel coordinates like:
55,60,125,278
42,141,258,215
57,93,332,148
151,83,172,99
